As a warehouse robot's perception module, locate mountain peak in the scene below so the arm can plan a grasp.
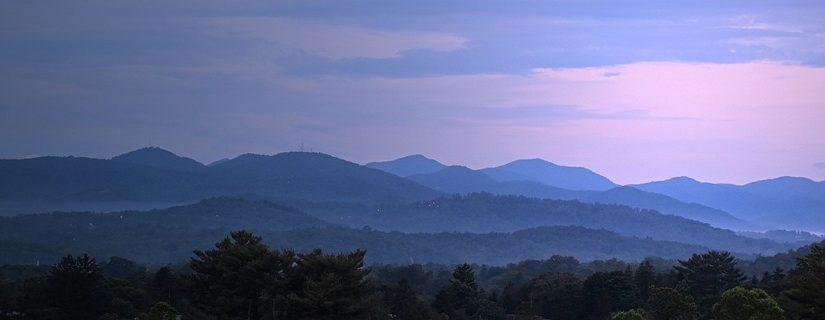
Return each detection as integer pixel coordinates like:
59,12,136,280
111,147,203,171
366,154,446,177
114,146,175,158
505,158,558,167
665,176,700,184
483,158,616,191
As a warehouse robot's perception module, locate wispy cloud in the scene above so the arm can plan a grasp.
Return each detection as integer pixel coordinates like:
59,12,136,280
204,17,467,60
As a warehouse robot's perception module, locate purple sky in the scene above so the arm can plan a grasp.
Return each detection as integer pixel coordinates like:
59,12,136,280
2,1,825,184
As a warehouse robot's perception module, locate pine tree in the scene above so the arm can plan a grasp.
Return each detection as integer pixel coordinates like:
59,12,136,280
634,260,656,301
189,230,286,320
582,271,641,320
287,248,372,320
674,251,745,316
785,245,825,319
433,263,485,319
52,254,108,319
391,279,417,319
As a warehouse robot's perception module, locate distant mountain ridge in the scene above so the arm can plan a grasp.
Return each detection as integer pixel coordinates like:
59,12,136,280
299,193,788,255
366,154,446,177
0,148,440,208
0,197,716,265
482,158,618,191
111,146,204,171
407,166,750,230
633,176,825,232
3,148,822,233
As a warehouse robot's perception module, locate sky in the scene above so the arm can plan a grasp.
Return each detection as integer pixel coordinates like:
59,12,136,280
2,0,825,185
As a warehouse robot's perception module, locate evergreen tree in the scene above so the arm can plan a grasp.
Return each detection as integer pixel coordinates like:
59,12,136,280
516,272,583,320
784,245,825,319
634,260,656,301
46,254,108,320
712,287,783,320
390,279,417,319
582,271,641,320
189,230,286,320
433,263,488,319
675,251,745,316
287,248,371,320
149,266,183,310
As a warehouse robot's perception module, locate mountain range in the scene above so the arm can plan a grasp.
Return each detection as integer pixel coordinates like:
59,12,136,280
0,197,751,265
634,176,825,231
1,147,823,267
0,148,438,210
405,164,749,230
1,147,823,233
371,154,825,232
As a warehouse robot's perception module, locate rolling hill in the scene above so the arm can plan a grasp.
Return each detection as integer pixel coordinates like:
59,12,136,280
0,149,441,214
482,159,618,191
634,176,825,232
111,146,205,171
0,198,714,265
406,166,750,230
366,154,447,177
296,193,788,255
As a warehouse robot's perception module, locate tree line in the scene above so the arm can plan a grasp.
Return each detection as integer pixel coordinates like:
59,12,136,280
0,230,823,319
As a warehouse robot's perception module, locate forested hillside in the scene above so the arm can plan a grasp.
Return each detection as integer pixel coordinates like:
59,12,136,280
0,198,716,265
299,193,787,254
1,231,821,320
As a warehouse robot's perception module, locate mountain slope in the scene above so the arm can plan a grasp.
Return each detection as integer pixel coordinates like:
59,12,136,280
111,146,204,171
407,167,746,229
409,166,585,200
482,159,617,191
0,149,441,208
634,176,825,232
206,152,440,202
0,197,330,264
0,199,711,265
583,186,754,230
299,193,788,255
366,154,447,177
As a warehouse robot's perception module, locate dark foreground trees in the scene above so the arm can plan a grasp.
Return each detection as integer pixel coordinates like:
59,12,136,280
189,230,371,320
784,245,825,319
712,287,783,320
2,232,823,320
19,254,107,320
675,250,745,316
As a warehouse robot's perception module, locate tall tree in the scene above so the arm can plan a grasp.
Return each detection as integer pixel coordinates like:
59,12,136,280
712,287,783,320
582,271,641,320
149,266,183,310
287,248,372,320
390,279,417,319
516,272,583,320
23,254,109,320
433,263,491,320
634,260,656,301
784,245,825,319
675,251,745,316
189,230,286,320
